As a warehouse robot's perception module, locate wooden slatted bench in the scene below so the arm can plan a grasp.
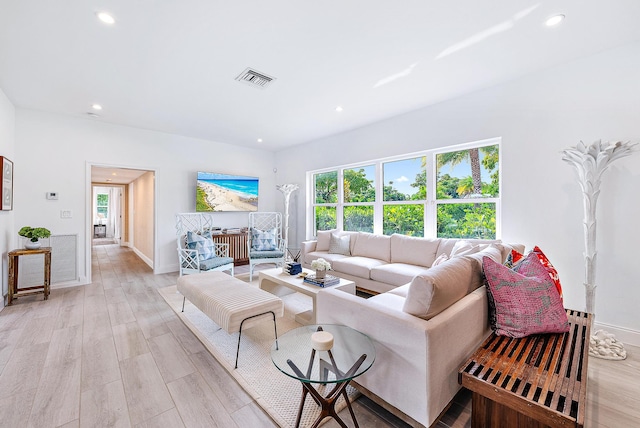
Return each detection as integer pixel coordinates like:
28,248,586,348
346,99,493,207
459,309,591,428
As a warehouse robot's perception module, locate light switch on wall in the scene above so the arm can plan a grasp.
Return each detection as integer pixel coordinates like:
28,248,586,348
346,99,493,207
46,192,58,200
61,210,72,218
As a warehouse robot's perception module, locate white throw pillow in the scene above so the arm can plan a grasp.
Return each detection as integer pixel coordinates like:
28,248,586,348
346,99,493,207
328,233,350,255
316,229,337,252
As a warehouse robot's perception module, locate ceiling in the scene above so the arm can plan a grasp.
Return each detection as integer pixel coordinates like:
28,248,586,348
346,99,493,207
92,166,148,185
2,1,640,152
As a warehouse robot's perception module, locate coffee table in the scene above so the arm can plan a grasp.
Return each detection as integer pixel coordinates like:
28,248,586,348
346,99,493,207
271,324,375,428
258,267,355,324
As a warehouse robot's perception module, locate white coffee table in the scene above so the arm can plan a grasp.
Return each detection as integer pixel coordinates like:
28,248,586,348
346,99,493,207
258,267,356,325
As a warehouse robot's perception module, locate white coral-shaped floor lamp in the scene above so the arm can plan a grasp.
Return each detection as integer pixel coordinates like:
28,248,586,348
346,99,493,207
277,183,299,267
562,140,636,360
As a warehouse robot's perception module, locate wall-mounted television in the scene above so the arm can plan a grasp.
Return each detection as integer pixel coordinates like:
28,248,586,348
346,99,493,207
196,172,259,212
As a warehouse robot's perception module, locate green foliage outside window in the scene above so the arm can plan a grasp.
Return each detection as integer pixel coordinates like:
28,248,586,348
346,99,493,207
383,204,424,236
437,203,496,239
315,206,336,231
97,193,109,217
315,171,338,203
344,167,375,202
344,206,373,232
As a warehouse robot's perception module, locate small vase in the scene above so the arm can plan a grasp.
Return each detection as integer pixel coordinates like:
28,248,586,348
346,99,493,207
25,241,41,250
315,269,326,279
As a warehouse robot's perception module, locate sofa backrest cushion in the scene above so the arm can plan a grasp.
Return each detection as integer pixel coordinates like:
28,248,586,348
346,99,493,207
402,256,475,320
352,232,391,262
437,238,502,257
390,234,441,267
316,229,338,252
461,243,505,293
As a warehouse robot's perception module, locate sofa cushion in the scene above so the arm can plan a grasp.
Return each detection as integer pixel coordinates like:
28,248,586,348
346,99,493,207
437,238,502,258
390,234,441,267
387,283,410,298
331,256,388,279
303,251,350,265
402,256,475,320
367,292,406,312
370,263,431,287
328,233,351,255
483,253,569,338
461,243,504,293
352,232,391,262
316,229,338,252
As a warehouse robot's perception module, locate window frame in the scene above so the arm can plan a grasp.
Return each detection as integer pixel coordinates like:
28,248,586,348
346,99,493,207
306,137,501,239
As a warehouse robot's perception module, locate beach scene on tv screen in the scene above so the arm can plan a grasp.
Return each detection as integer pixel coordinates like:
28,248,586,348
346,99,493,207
197,172,259,212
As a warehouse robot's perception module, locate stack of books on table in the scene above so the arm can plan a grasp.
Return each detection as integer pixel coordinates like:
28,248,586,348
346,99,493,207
303,274,340,287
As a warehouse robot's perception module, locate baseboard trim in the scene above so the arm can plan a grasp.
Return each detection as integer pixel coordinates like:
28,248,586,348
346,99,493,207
593,321,640,347
132,247,153,269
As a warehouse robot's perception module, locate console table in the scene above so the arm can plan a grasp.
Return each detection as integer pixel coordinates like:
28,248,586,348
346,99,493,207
211,232,248,265
7,247,52,305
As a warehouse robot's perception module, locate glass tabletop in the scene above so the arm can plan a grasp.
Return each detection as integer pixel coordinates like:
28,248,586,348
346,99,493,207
271,324,375,384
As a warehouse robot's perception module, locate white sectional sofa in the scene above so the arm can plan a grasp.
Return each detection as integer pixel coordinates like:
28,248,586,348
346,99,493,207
303,230,524,427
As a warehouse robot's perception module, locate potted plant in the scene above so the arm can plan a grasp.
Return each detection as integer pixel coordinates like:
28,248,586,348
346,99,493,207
18,226,51,250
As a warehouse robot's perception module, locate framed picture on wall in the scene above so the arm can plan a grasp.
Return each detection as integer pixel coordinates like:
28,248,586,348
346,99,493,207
1,156,13,211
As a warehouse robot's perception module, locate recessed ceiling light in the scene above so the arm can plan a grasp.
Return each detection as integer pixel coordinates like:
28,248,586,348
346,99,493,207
106,179,112,182
92,104,102,110
545,14,565,26
111,172,117,176
96,12,115,25
335,106,344,113
257,138,263,143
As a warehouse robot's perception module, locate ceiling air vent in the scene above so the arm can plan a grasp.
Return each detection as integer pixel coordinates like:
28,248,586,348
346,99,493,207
235,68,275,89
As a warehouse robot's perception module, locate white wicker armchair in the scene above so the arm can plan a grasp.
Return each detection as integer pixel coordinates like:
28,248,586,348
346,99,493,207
176,213,234,276
247,212,285,281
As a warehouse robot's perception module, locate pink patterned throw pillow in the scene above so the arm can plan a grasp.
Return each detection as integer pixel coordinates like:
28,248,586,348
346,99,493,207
483,253,569,338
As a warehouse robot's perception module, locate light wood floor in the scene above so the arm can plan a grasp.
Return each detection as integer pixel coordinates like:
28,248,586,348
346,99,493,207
0,244,638,427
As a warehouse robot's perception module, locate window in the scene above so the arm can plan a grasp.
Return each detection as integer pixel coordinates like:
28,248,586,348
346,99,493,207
308,138,500,239
343,165,375,232
435,144,499,239
313,172,337,231
96,193,109,219
382,157,425,236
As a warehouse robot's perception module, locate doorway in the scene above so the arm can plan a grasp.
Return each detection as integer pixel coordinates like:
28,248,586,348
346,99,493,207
87,165,156,280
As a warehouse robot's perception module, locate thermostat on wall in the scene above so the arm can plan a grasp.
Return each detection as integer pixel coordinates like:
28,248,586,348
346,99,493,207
46,192,58,200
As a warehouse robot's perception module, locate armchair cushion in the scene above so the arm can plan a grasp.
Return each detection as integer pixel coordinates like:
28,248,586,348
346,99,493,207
186,231,215,260
200,257,234,271
250,228,278,251
250,250,285,259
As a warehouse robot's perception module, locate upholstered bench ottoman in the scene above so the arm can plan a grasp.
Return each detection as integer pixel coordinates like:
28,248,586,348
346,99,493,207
177,271,284,368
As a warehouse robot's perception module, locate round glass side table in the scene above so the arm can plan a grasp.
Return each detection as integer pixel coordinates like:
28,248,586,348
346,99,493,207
271,324,375,428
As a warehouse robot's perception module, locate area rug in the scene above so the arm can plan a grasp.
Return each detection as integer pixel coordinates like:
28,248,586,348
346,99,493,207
158,273,358,427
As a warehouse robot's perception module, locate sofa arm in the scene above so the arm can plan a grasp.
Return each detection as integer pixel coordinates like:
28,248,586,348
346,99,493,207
300,240,317,264
316,286,490,427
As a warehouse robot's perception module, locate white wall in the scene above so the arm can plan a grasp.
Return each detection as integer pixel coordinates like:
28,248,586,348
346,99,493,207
14,109,278,282
0,89,15,307
131,171,155,267
275,40,640,341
